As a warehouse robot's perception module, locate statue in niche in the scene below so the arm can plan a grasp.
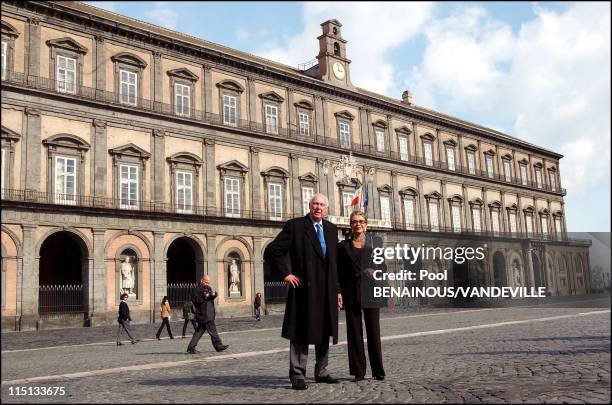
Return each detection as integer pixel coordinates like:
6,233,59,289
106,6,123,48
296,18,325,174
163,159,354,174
121,256,135,295
229,259,241,295
513,261,521,286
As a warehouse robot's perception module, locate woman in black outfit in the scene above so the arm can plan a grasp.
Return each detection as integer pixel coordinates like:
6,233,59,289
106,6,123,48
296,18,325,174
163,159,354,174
337,211,385,382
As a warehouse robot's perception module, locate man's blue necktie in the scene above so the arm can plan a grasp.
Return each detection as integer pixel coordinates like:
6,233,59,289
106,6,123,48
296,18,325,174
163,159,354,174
315,223,326,257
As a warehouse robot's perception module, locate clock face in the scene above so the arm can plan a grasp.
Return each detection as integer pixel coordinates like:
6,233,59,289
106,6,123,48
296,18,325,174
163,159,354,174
332,62,345,79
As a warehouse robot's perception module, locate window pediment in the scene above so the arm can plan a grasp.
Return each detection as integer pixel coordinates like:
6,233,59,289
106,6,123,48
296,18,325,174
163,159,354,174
548,166,557,172
46,37,88,54
553,210,563,217
506,203,518,212
523,206,535,214
539,208,550,215
294,100,314,110
469,198,484,207
167,152,203,166
111,52,147,68
447,194,463,203
420,133,435,141
483,149,496,156
502,153,513,161
261,166,289,179
533,162,543,168
1,20,20,38
217,160,249,174
464,144,477,152
372,119,388,129
109,143,150,160
488,201,502,209
394,126,412,135
424,191,442,200
259,91,285,103
337,178,357,189
43,133,90,151
167,68,199,82
377,184,393,194
216,79,245,93
518,158,528,165
299,172,318,183
334,110,355,121
1,126,20,142
443,139,458,147
399,187,417,197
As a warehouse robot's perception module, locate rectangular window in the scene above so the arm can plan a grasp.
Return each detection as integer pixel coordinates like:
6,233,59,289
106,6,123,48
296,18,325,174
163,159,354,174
451,205,461,233
541,216,548,234
467,152,476,175
486,155,494,178
535,169,543,189
223,95,237,125
224,178,240,217
302,186,314,215
1,41,6,80
55,156,76,205
376,130,385,152
399,136,408,161
428,201,439,231
549,172,556,192
380,196,391,223
268,183,282,220
119,164,138,209
120,69,137,105
509,212,517,233
555,217,562,235
491,210,500,233
403,199,415,230
175,83,190,116
342,191,353,218
424,142,433,166
503,160,512,182
299,112,310,136
526,214,533,235
57,55,76,94
265,104,278,134
176,171,193,213
472,207,481,232
339,122,351,148
520,164,528,186
446,147,455,171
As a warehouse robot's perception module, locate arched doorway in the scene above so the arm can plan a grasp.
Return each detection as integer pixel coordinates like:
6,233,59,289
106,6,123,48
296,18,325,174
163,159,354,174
166,237,204,308
263,250,289,304
38,231,88,320
493,251,507,288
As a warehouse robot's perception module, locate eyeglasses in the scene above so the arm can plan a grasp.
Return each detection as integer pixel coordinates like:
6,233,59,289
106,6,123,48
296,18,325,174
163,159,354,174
350,220,367,225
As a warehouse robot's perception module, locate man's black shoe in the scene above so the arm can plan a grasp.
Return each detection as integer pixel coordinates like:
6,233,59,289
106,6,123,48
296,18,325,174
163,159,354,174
373,375,385,381
352,375,365,382
315,375,339,384
291,380,308,390
215,344,229,352
186,349,200,354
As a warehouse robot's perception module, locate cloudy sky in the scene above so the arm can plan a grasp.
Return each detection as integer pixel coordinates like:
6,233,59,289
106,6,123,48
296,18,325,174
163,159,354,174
86,1,611,232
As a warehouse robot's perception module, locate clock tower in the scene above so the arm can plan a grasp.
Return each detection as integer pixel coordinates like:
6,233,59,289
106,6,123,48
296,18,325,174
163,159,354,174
316,19,352,87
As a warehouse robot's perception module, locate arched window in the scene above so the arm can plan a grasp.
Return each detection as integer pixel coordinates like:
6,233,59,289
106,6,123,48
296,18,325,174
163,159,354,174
334,42,340,56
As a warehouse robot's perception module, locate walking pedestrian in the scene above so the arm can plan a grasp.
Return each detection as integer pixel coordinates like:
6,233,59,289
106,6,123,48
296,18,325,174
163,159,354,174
186,276,229,354
156,296,174,340
254,292,262,321
182,296,197,338
116,293,138,345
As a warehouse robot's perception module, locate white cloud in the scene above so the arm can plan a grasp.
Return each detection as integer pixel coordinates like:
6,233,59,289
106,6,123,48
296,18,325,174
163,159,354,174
236,29,250,43
144,2,178,30
256,2,435,96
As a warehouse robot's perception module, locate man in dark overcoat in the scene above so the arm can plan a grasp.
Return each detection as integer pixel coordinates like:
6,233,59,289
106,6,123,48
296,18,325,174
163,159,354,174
186,275,229,354
264,193,343,390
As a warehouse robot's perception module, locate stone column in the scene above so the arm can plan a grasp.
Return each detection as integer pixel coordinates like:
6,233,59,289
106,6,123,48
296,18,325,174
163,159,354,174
436,129,443,167
476,140,483,174
321,97,329,141
359,108,369,150
92,120,107,200
252,237,265,309
250,146,261,217
205,139,216,211
462,184,470,231
416,176,425,229
204,65,213,116
441,181,448,230
153,51,163,106
411,122,418,159
371,170,379,220
26,17,40,78
247,77,257,124
24,107,41,192
152,232,165,323
391,172,401,228
314,96,324,144
94,35,106,96
500,191,507,232
287,87,295,132
19,225,38,330
90,228,107,326
482,187,490,231
458,135,465,170
153,129,166,204
560,201,568,234
517,195,524,234
326,163,336,216
206,234,218,295
365,109,373,150
290,153,300,216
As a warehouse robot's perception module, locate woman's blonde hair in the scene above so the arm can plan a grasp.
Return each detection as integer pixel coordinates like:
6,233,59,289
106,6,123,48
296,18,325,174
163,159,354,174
349,210,368,223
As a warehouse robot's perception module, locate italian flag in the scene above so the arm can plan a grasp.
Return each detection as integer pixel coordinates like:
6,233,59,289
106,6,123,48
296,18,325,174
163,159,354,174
351,178,363,208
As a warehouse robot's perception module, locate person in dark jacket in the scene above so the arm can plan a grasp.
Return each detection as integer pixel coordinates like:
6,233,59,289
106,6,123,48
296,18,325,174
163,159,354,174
186,275,229,354
116,293,138,345
337,211,386,382
264,193,342,390
254,292,262,321
182,297,197,338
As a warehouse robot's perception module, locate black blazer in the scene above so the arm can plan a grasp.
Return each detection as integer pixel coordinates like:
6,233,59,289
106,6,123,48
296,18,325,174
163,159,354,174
337,239,386,308
117,300,131,322
192,284,217,323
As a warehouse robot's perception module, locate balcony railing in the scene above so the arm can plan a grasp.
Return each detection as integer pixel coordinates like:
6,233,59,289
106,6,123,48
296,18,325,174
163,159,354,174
2,70,566,196
2,188,584,244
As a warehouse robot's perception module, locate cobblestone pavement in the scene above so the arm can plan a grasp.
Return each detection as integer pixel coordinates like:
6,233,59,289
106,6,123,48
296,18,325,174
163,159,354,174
1,304,610,403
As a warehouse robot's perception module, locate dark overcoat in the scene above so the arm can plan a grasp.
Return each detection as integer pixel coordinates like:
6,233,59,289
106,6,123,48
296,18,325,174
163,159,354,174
264,215,339,345
191,284,217,323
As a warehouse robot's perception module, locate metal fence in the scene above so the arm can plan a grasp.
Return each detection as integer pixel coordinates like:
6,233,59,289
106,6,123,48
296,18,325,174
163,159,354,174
38,285,84,318
167,283,198,311
264,281,289,304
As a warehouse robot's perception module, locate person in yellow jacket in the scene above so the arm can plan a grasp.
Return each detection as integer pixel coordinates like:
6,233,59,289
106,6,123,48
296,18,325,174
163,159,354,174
156,296,174,340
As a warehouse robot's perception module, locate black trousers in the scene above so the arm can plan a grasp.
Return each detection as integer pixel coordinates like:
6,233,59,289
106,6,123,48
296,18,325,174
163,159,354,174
182,319,197,336
156,317,173,338
344,305,385,378
187,320,223,351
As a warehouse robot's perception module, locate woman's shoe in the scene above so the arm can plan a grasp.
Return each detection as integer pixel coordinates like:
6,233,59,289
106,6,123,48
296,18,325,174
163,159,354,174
373,375,385,381
170,336,174,339
156,336,161,340
116,342,123,346
352,376,365,382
